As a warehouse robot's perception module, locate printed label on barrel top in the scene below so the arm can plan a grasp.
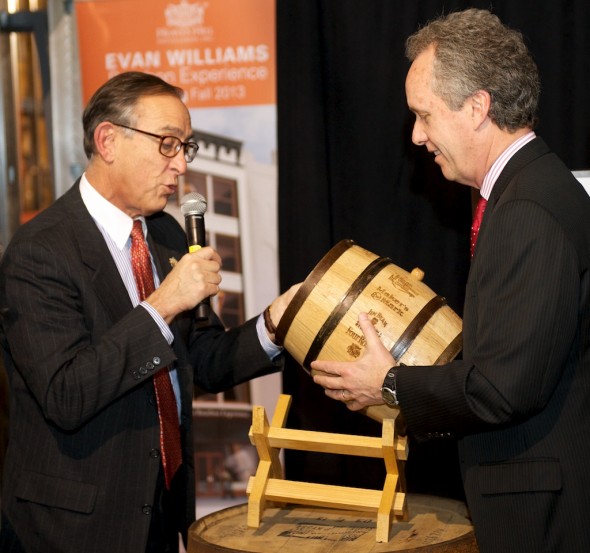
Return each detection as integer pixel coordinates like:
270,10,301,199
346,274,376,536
190,494,478,553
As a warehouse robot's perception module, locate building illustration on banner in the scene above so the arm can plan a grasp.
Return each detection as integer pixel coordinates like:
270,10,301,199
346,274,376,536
167,121,278,501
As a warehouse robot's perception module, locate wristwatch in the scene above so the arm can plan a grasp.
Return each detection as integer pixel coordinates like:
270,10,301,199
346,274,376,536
381,367,399,406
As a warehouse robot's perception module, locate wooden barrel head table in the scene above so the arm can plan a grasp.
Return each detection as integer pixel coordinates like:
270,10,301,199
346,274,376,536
188,494,478,552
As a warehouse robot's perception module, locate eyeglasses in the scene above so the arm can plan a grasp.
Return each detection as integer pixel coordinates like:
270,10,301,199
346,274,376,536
112,122,199,163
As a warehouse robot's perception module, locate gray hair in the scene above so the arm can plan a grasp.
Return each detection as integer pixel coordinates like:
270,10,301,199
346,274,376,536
406,8,540,131
82,71,185,159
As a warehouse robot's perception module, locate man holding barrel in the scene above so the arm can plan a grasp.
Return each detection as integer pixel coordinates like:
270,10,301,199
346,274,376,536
312,8,590,553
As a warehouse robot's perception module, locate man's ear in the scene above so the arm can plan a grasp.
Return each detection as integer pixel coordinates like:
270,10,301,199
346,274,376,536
93,121,118,163
470,90,491,130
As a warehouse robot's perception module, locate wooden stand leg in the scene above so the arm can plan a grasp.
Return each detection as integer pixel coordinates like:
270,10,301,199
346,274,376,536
247,395,408,543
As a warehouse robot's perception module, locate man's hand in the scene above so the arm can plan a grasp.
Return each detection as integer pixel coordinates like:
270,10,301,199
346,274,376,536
312,312,396,411
264,283,302,343
147,247,222,324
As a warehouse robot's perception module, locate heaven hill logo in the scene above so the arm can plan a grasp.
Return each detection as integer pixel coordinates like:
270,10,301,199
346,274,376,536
157,1,213,44
165,0,207,27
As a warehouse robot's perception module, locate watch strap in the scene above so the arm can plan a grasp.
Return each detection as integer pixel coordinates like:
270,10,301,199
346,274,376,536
381,366,399,406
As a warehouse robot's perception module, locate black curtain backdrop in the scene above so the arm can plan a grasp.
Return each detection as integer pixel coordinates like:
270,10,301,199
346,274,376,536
276,0,590,499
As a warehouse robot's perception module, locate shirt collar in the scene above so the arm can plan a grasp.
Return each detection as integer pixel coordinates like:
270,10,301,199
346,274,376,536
80,173,145,249
480,131,536,200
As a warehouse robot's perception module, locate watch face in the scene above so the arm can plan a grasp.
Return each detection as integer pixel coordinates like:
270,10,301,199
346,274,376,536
382,387,397,406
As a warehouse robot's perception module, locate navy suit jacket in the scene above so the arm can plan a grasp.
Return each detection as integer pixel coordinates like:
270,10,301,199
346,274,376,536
397,138,590,552
0,182,281,552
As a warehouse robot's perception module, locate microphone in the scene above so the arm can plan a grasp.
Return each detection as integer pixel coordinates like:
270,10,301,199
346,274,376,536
181,192,210,320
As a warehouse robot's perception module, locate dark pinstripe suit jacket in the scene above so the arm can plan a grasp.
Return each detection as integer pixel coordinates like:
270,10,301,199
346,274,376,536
397,138,590,552
0,182,281,552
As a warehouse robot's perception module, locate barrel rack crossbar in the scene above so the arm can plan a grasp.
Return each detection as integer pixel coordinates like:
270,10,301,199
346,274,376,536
246,394,409,542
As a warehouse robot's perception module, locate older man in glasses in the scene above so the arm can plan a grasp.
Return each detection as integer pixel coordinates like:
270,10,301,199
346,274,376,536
0,71,296,553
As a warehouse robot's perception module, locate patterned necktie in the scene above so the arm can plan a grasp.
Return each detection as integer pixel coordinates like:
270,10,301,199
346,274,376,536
130,220,182,489
470,196,488,258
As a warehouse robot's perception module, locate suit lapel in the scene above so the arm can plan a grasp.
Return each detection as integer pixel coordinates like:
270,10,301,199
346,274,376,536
64,184,134,323
147,233,177,284
479,137,551,243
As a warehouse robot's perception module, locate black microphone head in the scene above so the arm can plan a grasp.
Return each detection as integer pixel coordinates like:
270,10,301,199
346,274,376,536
181,192,207,216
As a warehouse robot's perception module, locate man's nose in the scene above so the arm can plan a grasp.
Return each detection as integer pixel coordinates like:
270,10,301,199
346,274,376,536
170,148,188,173
411,121,427,146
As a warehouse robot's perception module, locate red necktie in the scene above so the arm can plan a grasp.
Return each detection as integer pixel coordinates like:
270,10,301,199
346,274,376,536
470,196,488,258
130,220,182,489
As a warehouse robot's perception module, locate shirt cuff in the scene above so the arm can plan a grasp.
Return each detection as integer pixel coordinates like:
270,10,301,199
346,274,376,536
140,301,174,345
256,312,283,360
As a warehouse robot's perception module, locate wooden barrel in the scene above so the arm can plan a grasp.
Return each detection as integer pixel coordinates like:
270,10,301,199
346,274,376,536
275,240,463,422
188,494,478,552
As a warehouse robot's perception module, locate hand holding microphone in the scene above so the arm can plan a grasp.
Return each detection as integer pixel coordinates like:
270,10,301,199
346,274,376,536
145,193,219,324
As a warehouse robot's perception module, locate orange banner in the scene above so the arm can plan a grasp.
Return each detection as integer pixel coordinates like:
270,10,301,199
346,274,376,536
76,0,275,108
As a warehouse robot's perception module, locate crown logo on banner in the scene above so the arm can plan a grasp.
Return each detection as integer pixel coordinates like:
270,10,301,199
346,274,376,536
165,0,208,28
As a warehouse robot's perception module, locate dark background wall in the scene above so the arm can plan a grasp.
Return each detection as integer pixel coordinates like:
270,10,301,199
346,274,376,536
276,0,590,499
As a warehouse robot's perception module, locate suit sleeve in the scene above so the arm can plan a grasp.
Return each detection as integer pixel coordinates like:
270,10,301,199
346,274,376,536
397,198,580,436
0,234,177,431
187,315,283,393
146,211,284,394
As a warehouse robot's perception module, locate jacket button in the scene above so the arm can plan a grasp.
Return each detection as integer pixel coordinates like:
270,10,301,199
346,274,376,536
139,366,148,375
149,449,160,459
146,362,154,370
132,371,141,380
142,505,152,515
153,357,161,366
